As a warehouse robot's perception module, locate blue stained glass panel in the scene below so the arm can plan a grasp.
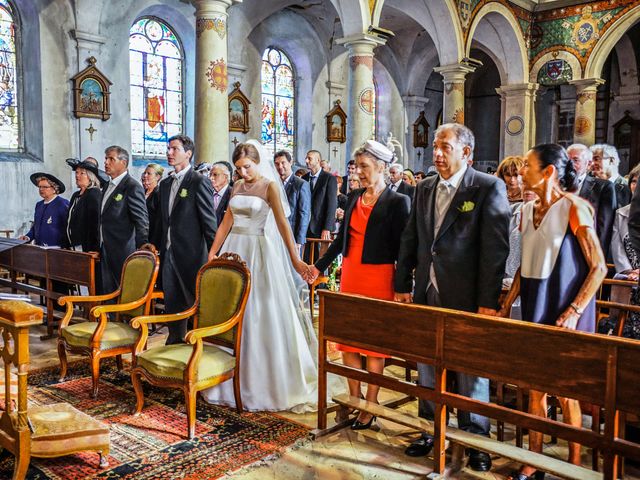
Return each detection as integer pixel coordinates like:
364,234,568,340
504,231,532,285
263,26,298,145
261,47,295,155
0,0,19,149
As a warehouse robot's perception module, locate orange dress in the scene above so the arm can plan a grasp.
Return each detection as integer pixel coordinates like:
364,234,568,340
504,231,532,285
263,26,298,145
338,197,393,358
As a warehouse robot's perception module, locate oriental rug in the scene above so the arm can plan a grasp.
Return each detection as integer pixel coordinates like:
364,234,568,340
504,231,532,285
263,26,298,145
0,362,310,479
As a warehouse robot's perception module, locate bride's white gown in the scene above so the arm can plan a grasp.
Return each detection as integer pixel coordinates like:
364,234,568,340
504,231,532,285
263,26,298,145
202,178,321,412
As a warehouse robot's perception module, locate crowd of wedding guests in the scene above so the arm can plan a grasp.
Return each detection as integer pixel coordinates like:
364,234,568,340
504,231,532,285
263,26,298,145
17,124,640,479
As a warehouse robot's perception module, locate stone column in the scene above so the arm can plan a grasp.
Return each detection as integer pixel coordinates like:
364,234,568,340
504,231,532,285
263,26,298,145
434,63,475,124
495,83,539,158
194,0,241,164
402,95,429,170
337,33,386,157
570,78,605,146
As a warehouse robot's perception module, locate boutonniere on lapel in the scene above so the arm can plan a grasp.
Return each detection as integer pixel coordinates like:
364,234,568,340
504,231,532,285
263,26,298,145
114,193,123,202
458,201,475,213
179,188,188,198
46,216,52,224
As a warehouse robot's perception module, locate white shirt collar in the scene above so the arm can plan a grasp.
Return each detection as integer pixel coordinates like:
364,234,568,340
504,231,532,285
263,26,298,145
173,164,191,180
609,173,620,183
438,164,467,189
215,183,229,196
392,179,403,188
44,196,57,205
283,174,293,185
110,170,128,187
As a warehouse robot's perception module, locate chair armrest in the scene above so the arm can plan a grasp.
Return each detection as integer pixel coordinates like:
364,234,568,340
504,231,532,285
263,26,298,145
58,290,120,307
151,291,164,301
185,312,241,344
130,307,197,328
92,295,152,318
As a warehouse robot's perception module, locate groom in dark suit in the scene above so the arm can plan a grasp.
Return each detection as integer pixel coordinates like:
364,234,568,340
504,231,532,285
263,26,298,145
274,150,311,253
395,123,510,472
99,146,149,294
153,135,217,344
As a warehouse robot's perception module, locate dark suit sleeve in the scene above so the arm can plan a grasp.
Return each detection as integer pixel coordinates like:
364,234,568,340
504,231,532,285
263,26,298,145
127,181,149,248
597,180,616,252
315,200,348,272
391,194,411,260
322,175,338,232
296,181,311,244
86,188,102,252
394,189,420,293
628,184,640,253
477,180,511,310
195,176,218,250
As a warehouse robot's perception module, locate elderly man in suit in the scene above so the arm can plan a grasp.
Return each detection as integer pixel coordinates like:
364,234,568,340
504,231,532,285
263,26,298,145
590,143,631,208
210,162,232,227
274,150,311,254
389,163,415,200
153,135,217,345
567,144,617,253
303,149,337,262
99,146,149,295
395,123,510,472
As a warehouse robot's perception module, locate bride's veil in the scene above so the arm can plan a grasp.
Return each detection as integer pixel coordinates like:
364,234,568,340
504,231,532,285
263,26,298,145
245,140,318,350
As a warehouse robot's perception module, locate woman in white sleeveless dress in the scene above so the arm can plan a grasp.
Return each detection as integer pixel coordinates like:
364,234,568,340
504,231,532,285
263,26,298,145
202,140,322,412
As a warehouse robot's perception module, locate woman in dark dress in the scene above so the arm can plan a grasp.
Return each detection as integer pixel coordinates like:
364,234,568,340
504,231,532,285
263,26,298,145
499,144,607,480
22,173,69,247
65,160,103,252
141,163,164,245
308,140,410,430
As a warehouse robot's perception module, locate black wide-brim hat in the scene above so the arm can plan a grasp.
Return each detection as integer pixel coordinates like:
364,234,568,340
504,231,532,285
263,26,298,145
66,157,109,187
30,172,66,194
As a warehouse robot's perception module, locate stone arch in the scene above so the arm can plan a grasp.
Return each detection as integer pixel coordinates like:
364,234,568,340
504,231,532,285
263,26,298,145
329,0,370,37
530,50,582,84
585,4,640,79
465,2,528,84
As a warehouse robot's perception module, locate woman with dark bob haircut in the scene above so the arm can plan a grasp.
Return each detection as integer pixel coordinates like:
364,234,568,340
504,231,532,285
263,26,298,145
499,143,607,480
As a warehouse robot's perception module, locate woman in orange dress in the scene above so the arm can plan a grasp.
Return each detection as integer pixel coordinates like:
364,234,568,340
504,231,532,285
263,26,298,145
310,140,410,429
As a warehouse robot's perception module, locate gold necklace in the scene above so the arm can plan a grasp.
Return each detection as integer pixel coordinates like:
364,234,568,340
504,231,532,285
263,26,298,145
361,189,382,206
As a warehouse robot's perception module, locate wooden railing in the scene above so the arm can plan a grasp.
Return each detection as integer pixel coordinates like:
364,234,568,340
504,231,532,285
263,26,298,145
316,291,640,480
0,245,98,339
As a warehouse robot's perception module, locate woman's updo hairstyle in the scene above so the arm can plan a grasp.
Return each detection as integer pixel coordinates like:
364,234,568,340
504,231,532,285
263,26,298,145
530,143,578,192
232,143,261,165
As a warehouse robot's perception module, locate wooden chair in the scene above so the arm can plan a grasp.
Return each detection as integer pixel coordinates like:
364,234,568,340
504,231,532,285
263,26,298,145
306,237,333,318
57,249,159,398
130,253,251,439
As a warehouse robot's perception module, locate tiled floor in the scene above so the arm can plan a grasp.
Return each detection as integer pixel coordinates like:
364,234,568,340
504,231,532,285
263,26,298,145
18,314,640,479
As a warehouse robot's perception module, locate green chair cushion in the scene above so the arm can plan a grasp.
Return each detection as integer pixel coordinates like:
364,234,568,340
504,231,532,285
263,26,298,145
136,344,236,383
61,322,139,350
197,267,245,344
118,255,155,318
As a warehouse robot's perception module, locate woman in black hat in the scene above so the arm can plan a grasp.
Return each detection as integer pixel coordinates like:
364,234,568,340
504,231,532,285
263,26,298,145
21,173,69,247
64,159,103,252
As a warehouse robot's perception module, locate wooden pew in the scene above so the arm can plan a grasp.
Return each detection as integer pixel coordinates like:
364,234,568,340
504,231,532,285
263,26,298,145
315,291,640,480
0,245,98,339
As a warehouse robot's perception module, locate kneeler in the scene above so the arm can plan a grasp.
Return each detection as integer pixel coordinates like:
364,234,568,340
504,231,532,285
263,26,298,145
0,300,110,480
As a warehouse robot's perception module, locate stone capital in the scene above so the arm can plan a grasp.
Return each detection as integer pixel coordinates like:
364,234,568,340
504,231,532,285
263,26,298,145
194,0,241,17
402,95,429,110
495,83,539,99
434,63,475,83
71,29,106,50
326,81,347,93
337,33,386,56
570,78,605,94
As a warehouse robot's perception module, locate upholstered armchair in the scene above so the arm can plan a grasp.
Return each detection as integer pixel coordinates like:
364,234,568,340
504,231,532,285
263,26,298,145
130,253,251,439
58,248,159,398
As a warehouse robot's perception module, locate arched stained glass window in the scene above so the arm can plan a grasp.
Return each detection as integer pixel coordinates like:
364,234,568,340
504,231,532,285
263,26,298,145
0,0,19,150
261,47,294,154
129,17,183,158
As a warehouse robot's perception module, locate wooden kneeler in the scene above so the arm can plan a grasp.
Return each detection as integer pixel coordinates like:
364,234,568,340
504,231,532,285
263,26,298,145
0,301,110,480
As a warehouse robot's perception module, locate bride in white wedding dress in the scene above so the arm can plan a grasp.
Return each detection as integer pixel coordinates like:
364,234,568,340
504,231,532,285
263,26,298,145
202,140,328,412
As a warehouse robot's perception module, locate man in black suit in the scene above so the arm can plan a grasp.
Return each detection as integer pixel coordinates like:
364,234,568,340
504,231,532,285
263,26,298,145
395,123,510,472
567,144,617,252
340,160,356,195
591,143,631,208
99,146,149,294
303,150,337,261
209,162,232,226
154,135,217,344
274,150,311,254
389,163,415,200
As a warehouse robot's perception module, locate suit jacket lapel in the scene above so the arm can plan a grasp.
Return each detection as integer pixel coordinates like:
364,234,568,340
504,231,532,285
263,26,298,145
170,168,193,217
435,168,479,243
580,175,595,202
423,175,438,239
160,176,171,221
102,174,129,214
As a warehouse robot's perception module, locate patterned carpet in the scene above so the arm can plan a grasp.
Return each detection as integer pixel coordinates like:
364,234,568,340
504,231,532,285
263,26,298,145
0,362,310,479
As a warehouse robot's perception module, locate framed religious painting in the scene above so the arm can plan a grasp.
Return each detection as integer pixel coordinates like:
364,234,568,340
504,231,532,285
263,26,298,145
228,82,251,133
326,100,347,143
413,111,429,148
70,56,112,120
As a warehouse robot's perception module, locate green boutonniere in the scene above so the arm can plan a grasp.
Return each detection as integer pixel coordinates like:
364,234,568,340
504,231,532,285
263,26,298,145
179,188,188,198
458,201,475,213
114,193,123,202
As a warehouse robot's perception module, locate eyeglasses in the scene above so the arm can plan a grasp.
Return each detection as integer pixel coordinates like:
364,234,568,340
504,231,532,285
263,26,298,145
38,185,53,190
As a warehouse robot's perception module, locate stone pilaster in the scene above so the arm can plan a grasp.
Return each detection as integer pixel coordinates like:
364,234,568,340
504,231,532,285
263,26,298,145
570,78,605,146
403,95,429,170
194,0,241,164
337,33,385,157
434,63,475,124
495,83,539,158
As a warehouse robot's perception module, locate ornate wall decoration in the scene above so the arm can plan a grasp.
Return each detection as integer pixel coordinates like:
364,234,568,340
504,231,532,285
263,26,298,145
196,17,226,39
350,55,373,71
537,58,573,86
228,82,251,133
326,100,347,143
206,59,228,93
570,6,600,50
358,88,374,115
577,91,597,105
575,116,592,136
505,116,524,136
70,57,112,121
458,0,472,29
453,108,464,124
443,83,464,95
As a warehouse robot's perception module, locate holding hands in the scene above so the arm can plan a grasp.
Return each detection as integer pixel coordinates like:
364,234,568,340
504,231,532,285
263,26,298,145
293,260,321,284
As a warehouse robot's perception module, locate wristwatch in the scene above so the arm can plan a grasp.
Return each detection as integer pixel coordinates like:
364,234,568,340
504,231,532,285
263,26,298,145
570,302,583,315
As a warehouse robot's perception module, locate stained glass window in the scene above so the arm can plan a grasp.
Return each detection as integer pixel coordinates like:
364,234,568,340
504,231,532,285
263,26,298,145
129,17,183,158
0,0,19,150
261,47,294,154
